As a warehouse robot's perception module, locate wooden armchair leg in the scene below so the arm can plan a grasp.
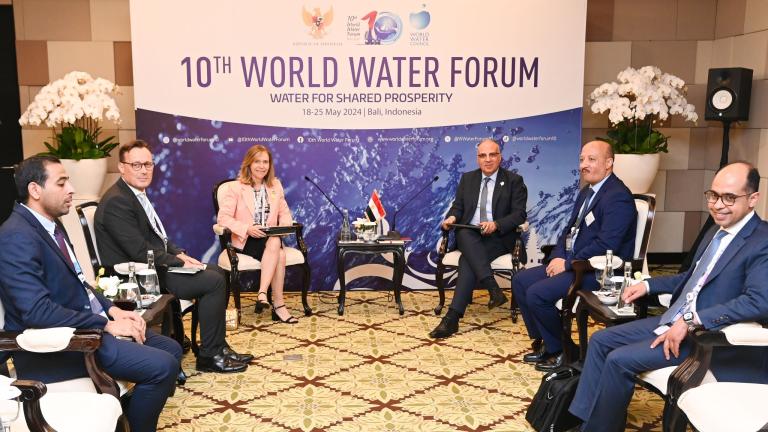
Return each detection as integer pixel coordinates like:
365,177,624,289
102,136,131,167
301,263,312,316
231,269,242,324
435,263,446,315
190,306,200,356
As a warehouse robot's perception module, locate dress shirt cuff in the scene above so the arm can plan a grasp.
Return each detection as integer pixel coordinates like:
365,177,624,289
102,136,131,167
644,280,650,295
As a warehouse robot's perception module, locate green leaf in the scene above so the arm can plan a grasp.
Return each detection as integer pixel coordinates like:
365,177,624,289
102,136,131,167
35,124,117,159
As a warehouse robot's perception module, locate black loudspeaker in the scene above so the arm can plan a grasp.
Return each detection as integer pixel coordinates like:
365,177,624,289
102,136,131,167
705,67,753,121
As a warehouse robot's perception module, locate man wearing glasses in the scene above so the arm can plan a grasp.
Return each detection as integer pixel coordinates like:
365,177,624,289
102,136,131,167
569,161,768,432
429,138,528,339
95,140,253,374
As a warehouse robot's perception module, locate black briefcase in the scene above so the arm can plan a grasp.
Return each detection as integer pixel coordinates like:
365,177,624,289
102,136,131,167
526,365,582,432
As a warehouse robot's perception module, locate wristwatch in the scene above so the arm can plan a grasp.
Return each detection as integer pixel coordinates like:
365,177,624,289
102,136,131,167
682,312,698,331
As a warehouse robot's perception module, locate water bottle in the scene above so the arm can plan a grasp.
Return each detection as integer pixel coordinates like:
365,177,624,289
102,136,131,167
141,250,160,296
601,250,614,291
340,208,352,241
128,261,143,310
617,262,632,309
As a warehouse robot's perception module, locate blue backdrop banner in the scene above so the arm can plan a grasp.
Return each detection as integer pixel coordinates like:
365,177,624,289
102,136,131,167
129,0,588,291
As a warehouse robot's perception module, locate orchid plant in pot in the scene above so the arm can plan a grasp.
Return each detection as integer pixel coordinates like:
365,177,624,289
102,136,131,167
19,71,121,199
589,66,698,193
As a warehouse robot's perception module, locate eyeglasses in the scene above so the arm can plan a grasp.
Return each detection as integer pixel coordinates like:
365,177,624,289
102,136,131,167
477,152,500,160
121,161,155,171
704,190,750,206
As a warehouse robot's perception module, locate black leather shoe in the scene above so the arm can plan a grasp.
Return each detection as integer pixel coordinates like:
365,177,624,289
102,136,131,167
177,369,187,385
221,346,254,364
428,316,459,339
523,342,547,363
196,353,248,373
535,351,564,372
487,288,509,310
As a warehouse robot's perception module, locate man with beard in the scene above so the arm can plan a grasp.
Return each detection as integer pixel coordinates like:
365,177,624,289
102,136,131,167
512,140,636,371
0,155,181,432
569,161,768,432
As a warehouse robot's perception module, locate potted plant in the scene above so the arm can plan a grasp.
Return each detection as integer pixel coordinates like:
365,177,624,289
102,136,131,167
19,71,121,199
589,66,698,193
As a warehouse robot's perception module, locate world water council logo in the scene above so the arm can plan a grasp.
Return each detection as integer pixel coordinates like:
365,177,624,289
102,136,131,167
361,11,403,45
409,6,430,30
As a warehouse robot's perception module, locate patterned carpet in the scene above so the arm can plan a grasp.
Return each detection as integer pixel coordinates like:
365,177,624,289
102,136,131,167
158,288,668,431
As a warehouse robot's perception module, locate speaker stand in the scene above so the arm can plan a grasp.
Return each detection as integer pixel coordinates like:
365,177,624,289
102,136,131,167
679,120,732,273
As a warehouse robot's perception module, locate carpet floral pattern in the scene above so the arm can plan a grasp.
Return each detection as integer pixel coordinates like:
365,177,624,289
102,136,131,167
160,290,666,431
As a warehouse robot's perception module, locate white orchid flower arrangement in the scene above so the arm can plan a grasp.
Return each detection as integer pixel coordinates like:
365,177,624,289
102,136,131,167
95,268,120,297
589,66,698,154
19,71,121,160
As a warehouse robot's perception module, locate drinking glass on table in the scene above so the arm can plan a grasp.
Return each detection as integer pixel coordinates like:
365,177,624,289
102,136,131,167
137,268,160,296
0,398,19,432
116,282,141,311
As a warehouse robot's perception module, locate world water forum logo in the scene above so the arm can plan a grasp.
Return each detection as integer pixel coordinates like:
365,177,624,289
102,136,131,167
361,11,403,45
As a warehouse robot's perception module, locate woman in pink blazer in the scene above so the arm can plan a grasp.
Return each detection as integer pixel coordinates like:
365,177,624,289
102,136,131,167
217,145,298,323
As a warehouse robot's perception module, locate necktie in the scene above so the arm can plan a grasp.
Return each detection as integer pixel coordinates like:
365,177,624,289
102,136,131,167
138,193,167,240
659,229,728,326
573,188,595,229
479,177,491,223
53,226,74,269
54,226,105,316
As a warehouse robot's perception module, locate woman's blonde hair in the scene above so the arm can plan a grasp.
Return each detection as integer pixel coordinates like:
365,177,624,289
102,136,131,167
238,145,275,187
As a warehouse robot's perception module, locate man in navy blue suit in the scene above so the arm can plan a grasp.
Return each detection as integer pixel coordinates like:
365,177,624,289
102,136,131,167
0,155,181,432
569,161,768,432
512,140,636,371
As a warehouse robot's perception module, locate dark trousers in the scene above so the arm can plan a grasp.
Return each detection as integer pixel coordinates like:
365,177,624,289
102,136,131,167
99,330,182,432
449,228,508,315
568,317,689,432
512,265,598,354
166,264,227,357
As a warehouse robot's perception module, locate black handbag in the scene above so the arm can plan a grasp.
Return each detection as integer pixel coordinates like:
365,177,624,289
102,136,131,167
526,366,582,432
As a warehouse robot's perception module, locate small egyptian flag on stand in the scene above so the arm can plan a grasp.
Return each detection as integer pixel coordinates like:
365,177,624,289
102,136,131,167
365,190,387,222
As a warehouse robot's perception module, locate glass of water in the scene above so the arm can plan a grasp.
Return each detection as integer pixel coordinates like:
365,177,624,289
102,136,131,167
137,268,160,296
0,397,20,431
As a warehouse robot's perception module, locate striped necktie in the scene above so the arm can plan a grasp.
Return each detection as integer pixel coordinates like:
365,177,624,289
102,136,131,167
138,192,167,241
658,229,728,326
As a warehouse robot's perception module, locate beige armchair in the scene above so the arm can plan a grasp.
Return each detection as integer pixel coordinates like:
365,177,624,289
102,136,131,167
0,329,127,432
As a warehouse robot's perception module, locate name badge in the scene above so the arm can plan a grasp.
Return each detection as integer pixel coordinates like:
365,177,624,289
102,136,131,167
585,212,595,226
565,227,576,252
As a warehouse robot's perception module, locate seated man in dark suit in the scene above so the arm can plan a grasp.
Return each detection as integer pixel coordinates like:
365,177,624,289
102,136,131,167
569,161,768,432
512,140,636,371
95,140,252,373
0,155,181,432
430,138,528,339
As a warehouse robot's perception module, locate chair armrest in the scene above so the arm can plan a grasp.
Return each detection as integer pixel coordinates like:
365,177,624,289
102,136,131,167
0,329,119,399
212,224,231,238
438,230,450,259
540,244,555,264
293,223,309,256
563,259,591,312
668,323,768,410
13,379,54,432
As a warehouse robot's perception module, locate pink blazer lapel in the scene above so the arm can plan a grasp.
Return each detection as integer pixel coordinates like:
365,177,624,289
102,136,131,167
240,182,256,219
